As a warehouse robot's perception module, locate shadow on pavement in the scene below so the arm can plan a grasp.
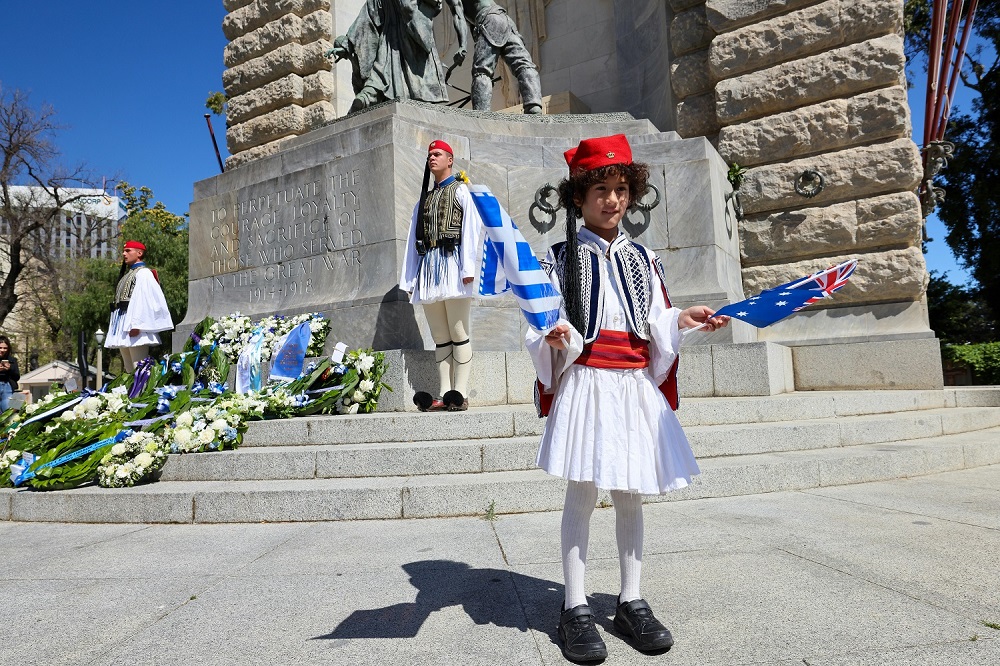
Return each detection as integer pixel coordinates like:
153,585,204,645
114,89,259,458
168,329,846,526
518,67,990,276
313,559,621,646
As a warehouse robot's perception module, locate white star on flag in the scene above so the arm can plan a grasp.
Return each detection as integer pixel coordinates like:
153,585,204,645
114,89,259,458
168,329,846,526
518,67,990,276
779,292,791,295
776,301,787,306
737,311,748,316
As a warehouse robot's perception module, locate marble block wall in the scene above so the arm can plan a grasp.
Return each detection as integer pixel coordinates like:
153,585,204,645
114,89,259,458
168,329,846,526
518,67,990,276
221,0,362,170
667,0,931,348
538,0,675,130
180,101,751,355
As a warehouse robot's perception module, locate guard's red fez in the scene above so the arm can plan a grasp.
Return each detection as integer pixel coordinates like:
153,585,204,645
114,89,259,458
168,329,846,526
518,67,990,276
124,240,146,251
428,140,454,155
564,134,633,174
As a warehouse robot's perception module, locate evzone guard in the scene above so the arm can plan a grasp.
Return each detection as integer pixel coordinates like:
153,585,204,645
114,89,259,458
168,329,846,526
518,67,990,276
400,140,483,412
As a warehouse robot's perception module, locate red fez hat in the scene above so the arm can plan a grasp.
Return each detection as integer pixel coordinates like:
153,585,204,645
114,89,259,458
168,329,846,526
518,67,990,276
124,240,146,251
428,140,454,155
564,134,633,174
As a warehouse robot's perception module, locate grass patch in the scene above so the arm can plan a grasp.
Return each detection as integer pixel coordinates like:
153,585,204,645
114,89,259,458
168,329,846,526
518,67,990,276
982,620,1000,631
482,499,498,522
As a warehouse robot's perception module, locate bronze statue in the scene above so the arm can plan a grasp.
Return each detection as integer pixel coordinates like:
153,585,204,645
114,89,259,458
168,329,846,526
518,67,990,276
457,0,542,114
330,0,468,112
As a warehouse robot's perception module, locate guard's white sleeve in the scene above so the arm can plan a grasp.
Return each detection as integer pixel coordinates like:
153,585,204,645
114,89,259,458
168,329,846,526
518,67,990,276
647,254,683,385
399,204,421,292
524,248,583,390
126,268,174,334
456,184,482,281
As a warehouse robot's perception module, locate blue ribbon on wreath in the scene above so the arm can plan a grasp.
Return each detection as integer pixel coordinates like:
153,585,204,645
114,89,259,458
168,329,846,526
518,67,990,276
12,429,131,486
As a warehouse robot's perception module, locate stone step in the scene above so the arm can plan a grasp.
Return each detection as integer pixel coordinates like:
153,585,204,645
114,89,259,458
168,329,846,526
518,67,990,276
160,437,541,482
6,427,999,524
240,388,1000,447
241,405,544,447
675,387,1000,426
162,406,1000,482
685,405,1000,457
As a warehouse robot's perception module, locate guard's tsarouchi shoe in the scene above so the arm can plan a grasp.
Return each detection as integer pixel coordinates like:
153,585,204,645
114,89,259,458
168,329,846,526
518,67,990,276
558,604,608,662
612,598,674,652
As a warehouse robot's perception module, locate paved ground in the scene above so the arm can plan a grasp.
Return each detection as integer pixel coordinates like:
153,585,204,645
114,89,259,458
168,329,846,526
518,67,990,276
2,465,999,666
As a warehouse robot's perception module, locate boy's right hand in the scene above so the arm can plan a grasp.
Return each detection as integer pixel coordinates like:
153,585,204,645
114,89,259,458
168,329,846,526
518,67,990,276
544,324,572,350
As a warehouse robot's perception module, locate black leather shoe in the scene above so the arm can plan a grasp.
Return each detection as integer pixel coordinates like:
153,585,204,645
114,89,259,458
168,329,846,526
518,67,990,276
613,598,674,652
558,604,608,662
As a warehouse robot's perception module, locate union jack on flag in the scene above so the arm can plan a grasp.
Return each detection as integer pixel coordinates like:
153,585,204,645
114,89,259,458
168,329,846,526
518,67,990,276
712,260,858,328
782,259,858,311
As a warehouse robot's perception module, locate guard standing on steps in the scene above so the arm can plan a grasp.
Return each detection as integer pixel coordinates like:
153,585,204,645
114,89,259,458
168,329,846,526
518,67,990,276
400,140,483,412
105,240,173,373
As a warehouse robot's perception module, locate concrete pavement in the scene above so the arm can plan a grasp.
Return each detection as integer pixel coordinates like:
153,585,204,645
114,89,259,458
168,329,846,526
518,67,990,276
2,465,999,665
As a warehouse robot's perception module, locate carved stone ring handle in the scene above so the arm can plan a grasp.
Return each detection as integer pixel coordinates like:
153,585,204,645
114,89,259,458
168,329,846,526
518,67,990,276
534,183,559,213
795,170,824,198
629,183,661,212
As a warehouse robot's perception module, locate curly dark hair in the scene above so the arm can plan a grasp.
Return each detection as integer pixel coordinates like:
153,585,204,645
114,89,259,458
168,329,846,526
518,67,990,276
556,161,650,335
556,162,650,212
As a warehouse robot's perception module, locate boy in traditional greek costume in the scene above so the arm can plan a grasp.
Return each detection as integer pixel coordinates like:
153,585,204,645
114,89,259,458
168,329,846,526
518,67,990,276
105,240,174,373
526,134,728,661
400,140,483,411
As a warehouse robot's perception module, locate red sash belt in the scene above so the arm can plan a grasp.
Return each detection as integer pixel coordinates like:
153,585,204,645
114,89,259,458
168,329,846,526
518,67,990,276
536,329,679,416
574,329,650,369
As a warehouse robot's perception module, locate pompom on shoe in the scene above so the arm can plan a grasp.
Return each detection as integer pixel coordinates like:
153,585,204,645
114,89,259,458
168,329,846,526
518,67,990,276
413,391,446,412
442,390,468,411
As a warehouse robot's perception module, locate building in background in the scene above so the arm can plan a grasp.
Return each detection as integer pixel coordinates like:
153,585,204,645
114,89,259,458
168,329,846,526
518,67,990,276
0,186,127,260
0,186,127,369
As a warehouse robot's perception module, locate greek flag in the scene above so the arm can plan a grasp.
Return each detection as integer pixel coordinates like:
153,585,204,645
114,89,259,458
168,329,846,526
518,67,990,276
469,185,562,333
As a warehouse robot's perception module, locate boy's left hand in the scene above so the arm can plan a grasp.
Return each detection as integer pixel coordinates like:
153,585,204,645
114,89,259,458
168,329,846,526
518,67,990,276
679,306,730,332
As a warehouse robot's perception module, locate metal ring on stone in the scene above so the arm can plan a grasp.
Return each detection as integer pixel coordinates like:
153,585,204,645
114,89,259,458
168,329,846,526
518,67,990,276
629,183,661,212
725,191,744,226
794,170,824,198
534,183,559,213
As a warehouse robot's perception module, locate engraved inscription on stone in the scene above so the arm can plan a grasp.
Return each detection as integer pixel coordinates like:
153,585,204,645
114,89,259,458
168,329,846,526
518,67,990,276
206,167,367,307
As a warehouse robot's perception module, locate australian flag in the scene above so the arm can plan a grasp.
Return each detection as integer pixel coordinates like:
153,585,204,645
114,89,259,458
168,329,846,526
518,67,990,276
469,185,562,333
714,260,858,328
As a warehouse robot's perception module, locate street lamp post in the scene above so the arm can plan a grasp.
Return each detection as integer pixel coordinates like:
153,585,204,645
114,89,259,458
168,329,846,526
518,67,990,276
94,328,105,390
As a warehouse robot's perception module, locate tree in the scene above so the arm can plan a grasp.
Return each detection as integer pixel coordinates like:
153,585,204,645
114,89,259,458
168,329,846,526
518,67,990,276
61,182,189,372
926,271,996,344
0,85,109,337
904,2,1000,331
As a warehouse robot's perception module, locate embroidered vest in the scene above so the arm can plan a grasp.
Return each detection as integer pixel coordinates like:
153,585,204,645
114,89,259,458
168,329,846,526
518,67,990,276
418,179,464,254
114,265,142,309
536,236,679,414
549,239,671,342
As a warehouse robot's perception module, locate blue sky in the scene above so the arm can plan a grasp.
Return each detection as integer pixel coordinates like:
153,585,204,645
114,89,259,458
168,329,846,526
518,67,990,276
0,2,980,286
0,1,229,214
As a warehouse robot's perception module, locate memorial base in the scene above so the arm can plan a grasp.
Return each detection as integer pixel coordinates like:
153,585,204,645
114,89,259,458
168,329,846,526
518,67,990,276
180,100,747,353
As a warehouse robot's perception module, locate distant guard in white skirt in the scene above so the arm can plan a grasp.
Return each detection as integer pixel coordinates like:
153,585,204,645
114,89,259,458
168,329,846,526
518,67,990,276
526,134,729,662
105,240,174,373
400,140,483,412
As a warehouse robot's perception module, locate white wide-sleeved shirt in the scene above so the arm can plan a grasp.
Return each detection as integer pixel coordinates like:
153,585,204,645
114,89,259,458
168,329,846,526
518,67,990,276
106,266,174,348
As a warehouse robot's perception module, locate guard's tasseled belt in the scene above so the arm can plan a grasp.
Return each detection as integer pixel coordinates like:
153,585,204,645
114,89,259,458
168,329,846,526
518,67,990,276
573,329,650,369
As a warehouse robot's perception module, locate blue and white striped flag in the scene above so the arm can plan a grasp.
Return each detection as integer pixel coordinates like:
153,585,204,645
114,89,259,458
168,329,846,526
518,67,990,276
469,185,562,333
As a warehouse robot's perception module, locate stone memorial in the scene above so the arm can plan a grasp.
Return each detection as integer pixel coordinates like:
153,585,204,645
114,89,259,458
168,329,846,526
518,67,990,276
190,0,942,410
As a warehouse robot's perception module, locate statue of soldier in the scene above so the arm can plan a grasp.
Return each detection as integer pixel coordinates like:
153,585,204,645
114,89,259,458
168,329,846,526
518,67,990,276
453,0,542,114
330,0,468,112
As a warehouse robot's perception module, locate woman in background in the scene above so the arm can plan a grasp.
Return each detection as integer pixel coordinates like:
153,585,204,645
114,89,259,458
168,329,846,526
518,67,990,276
0,336,21,412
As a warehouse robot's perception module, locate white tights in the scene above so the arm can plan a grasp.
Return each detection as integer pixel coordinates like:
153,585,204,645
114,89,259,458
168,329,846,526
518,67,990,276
561,480,644,609
422,297,473,396
118,345,150,373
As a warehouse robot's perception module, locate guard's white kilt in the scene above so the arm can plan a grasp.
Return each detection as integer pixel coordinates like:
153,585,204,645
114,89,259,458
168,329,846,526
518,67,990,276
536,363,700,495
